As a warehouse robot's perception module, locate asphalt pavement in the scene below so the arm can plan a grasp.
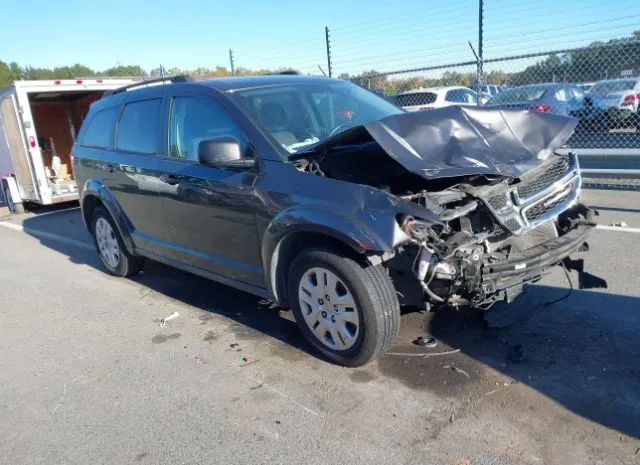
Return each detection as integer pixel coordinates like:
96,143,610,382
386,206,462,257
1,189,639,465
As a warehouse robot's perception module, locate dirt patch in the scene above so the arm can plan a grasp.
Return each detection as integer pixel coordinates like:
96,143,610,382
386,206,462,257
151,333,181,344
349,370,377,383
203,331,217,343
198,313,214,325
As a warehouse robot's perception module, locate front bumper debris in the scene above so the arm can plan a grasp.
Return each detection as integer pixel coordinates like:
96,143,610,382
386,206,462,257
481,221,591,294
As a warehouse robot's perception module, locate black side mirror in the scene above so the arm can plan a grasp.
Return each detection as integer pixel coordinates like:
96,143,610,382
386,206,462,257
197,137,255,169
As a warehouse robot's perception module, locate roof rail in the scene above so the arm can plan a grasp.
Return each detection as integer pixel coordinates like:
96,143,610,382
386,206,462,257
104,75,192,96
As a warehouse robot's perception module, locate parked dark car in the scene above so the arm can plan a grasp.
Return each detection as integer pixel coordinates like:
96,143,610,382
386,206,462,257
73,75,600,366
485,83,585,116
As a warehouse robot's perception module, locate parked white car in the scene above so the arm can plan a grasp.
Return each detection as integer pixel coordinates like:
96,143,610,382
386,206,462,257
394,86,483,112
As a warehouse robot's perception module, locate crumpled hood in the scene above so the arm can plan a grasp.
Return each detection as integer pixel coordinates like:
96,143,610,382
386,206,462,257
309,105,578,180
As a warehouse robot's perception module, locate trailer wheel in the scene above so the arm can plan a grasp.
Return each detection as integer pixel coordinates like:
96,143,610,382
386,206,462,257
3,183,24,214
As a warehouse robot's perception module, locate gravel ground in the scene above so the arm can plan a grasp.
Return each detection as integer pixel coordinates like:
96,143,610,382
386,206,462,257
0,189,639,465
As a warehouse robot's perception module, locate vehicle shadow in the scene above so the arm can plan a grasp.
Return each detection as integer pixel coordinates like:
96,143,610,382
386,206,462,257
22,211,640,439
379,285,640,439
21,211,312,356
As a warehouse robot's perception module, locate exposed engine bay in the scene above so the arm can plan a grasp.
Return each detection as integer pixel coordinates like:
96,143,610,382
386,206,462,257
292,107,606,309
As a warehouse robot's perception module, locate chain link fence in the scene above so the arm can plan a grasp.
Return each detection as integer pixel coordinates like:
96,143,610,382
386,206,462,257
346,40,640,153
228,1,640,155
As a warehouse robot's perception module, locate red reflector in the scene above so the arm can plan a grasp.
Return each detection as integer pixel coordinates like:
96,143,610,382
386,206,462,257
529,104,551,112
28,136,36,148
76,79,83,84
623,93,640,103
54,80,61,85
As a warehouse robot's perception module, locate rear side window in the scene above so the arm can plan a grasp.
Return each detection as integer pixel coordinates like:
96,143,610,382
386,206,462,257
80,106,119,148
116,99,162,154
490,86,547,104
394,92,437,107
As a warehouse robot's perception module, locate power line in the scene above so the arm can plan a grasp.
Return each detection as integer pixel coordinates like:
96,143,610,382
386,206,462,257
331,0,473,33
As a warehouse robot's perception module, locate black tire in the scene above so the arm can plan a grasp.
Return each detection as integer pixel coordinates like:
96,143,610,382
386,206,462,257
3,184,25,214
288,247,400,367
91,206,143,277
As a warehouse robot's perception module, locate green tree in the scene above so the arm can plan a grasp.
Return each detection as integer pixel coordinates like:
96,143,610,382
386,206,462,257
102,65,147,77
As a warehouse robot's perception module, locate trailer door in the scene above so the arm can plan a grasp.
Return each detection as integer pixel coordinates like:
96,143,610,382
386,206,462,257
0,95,38,202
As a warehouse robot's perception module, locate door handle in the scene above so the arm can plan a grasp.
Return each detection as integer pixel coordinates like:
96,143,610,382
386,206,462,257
159,174,180,186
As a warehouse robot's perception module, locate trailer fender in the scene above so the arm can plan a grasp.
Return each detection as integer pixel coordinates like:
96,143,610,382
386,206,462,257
2,176,22,205
81,179,135,253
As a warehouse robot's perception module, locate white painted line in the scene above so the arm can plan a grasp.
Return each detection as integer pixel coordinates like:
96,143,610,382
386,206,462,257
595,224,640,234
32,206,81,217
0,220,94,251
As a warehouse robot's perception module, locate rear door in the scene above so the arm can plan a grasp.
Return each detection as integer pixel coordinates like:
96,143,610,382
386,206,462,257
155,89,262,286
108,91,173,256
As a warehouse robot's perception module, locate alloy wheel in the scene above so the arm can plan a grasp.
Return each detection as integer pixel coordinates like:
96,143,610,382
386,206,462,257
297,267,360,350
95,217,120,268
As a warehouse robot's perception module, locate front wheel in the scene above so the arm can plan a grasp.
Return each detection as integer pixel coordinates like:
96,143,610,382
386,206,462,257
91,207,143,277
288,247,400,367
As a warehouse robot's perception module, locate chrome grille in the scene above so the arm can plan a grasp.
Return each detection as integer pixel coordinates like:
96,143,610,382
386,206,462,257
517,155,571,199
487,194,510,210
524,181,574,222
481,153,580,235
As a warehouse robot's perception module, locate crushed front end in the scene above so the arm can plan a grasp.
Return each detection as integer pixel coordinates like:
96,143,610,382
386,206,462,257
391,153,602,309
293,106,605,309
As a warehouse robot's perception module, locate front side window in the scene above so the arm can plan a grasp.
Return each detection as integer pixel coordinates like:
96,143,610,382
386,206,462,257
555,88,568,102
445,89,477,104
116,99,162,154
169,97,246,161
80,106,119,148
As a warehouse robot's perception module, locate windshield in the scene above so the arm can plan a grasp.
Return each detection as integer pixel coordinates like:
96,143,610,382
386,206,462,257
590,79,636,94
488,86,547,104
228,80,403,155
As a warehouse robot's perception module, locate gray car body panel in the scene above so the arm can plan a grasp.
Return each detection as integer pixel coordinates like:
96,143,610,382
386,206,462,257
74,76,580,304
303,105,578,180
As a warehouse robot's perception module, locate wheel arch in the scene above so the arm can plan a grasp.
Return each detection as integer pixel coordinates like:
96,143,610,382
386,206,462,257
81,179,135,253
262,207,395,306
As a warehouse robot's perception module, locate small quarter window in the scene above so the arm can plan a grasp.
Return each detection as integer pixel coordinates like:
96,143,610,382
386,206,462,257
80,106,119,148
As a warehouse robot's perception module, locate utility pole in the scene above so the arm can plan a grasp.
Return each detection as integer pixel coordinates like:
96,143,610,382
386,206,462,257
477,0,484,106
325,26,333,78
229,49,235,76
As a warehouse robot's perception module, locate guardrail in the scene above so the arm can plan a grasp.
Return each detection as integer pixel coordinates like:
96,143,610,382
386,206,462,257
572,151,640,190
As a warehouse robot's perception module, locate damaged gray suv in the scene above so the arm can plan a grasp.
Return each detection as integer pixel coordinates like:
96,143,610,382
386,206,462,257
74,75,601,366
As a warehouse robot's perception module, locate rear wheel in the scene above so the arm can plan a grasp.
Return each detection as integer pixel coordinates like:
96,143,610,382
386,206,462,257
3,184,25,214
288,247,400,367
91,207,143,277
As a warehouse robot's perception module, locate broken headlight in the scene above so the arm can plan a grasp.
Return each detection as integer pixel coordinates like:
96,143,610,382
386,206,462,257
398,215,446,243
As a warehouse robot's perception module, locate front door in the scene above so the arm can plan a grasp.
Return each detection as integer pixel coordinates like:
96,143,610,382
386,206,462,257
156,91,263,287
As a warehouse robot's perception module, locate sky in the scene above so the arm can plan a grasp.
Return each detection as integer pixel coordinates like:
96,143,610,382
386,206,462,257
1,0,639,76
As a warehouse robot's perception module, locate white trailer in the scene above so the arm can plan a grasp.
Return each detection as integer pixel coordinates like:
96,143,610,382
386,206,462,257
0,78,139,212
